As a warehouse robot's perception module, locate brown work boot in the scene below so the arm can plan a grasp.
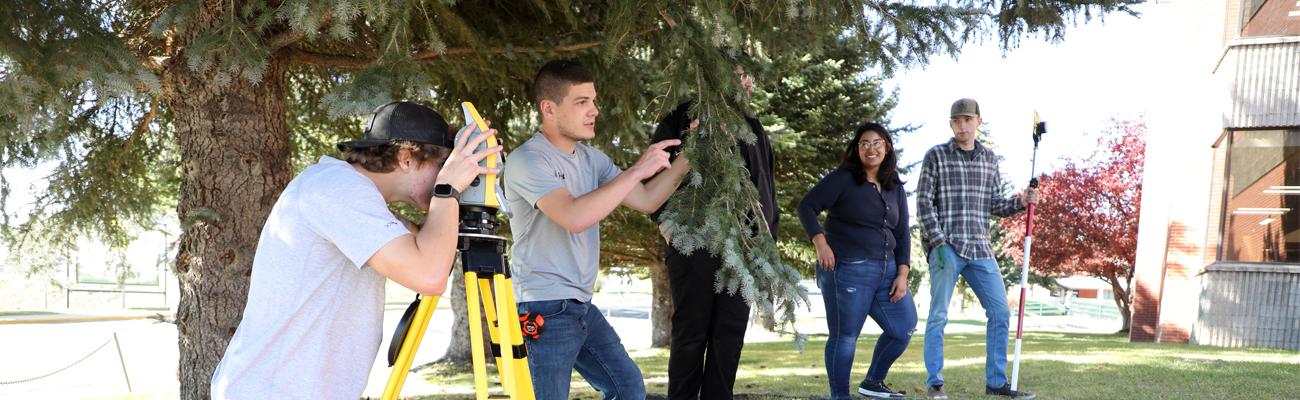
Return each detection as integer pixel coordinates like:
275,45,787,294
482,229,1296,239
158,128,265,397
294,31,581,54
927,384,948,399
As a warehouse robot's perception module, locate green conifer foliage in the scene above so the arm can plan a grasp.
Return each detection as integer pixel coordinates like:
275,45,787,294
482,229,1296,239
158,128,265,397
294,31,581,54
0,1,1140,396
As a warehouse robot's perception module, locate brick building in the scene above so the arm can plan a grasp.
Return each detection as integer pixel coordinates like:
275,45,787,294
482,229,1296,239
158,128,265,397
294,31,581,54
1131,0,1300,350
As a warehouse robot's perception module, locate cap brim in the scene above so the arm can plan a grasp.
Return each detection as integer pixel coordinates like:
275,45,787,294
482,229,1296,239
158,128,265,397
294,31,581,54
950,112,979,118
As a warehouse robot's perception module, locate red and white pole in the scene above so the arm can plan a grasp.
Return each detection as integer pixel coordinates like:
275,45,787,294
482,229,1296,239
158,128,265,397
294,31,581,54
1011,113,1045,391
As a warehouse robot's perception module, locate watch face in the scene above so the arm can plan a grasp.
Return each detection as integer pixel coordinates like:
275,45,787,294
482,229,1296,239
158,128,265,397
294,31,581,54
434,184,454,197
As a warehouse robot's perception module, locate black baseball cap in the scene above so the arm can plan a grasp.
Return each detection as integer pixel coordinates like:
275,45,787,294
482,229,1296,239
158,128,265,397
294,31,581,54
337,101,452,151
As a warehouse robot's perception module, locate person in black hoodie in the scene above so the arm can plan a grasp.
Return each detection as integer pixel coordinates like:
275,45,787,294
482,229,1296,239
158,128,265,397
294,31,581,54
649,63,778,400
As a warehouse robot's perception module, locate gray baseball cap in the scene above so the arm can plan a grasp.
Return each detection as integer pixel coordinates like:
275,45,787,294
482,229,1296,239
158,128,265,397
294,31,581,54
337,101,452,151
950,98,980,118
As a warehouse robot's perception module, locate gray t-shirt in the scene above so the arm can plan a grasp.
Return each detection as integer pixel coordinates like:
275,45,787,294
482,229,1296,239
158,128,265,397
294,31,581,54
505,133,622,303
210,156,410,400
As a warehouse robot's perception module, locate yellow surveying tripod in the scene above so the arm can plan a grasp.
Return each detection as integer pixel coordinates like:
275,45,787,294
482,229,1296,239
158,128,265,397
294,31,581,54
381,102,534,400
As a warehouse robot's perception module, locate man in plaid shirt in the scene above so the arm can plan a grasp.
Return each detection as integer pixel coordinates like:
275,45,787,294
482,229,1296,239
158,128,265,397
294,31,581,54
916,98,1039,400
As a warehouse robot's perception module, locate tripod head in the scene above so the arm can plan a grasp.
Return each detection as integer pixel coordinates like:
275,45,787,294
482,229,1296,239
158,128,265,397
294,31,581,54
458,205,502,236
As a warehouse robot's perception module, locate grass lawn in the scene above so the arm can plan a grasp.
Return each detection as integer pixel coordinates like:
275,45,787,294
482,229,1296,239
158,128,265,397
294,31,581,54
405,332,1300,399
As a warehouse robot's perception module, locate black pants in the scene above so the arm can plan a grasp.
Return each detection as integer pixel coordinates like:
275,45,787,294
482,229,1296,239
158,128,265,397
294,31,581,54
666,245,751,400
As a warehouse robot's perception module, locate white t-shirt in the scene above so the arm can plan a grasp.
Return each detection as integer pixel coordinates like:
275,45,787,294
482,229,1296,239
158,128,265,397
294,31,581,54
211,156,411,400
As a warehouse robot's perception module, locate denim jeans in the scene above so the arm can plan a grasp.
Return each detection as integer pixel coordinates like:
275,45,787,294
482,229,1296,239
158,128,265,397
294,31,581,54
816,257,917,400
923,245,1012,388
517,299,646,400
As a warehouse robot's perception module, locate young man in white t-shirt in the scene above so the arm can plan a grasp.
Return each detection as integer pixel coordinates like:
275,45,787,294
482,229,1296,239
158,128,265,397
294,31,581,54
210,101,500,400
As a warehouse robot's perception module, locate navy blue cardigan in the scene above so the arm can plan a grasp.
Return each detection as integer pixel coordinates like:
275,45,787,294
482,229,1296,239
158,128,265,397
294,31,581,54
797,169,910,265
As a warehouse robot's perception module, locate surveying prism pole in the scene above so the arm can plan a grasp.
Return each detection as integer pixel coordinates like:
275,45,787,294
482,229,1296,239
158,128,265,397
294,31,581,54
1010,112,1046,391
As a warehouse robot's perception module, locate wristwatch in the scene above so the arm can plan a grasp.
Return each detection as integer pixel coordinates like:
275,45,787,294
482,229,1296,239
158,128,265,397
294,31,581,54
432,183,460,199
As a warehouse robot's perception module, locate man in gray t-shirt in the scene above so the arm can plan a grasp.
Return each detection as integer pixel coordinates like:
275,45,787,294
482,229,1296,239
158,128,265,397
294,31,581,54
504,60,688,400
210,102,499,400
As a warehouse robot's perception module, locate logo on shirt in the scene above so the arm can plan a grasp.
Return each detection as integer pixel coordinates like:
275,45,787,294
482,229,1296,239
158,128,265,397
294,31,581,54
554,171,566,180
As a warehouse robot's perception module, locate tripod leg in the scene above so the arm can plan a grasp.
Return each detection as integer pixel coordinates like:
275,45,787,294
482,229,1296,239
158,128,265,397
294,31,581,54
500,277,535,400
466,272,491,400
381,295,440,400
477,277,509,387
493,275,518,396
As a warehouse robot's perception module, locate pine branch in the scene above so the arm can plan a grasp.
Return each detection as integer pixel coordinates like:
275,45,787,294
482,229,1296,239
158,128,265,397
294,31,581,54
282,48,372,69
268,8,334,50
142,56,168,71
411,27,658,61
285,27,659,69
107,99,157,177
658,9,678,28
601,247,661,264
125,100,158,151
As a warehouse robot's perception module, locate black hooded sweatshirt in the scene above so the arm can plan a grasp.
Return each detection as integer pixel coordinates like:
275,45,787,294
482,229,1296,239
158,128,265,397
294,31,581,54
649,101,779,240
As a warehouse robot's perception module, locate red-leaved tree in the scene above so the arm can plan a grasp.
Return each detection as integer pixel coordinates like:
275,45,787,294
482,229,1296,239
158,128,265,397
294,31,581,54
998,118,1146,331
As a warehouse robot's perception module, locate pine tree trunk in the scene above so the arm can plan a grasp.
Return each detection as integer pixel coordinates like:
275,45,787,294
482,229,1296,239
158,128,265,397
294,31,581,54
165,54,291,399
649,255,672,348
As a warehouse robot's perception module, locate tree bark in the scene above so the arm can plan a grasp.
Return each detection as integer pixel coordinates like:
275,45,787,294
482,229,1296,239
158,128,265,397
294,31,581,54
165,54,292,399
1103,270,1133,333
649,254,672,348
1107,271,1134,333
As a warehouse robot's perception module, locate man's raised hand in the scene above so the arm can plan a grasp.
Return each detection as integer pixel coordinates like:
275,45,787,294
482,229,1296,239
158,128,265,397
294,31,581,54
628,139,680,180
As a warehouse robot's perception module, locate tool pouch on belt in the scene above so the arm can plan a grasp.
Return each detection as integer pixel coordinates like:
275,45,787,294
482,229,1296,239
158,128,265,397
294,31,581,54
519,312,545,340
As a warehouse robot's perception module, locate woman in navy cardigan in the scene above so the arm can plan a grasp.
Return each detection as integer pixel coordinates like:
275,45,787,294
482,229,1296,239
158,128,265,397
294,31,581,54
797,122,917,400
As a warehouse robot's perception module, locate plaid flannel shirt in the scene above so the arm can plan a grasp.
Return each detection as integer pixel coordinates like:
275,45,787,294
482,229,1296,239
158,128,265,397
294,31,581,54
916,138,1025,260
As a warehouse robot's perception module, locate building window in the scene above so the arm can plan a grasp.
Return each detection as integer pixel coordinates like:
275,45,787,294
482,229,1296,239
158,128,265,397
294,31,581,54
1239,0,1300,37
1241,0,1267,28
1223,129,1300,262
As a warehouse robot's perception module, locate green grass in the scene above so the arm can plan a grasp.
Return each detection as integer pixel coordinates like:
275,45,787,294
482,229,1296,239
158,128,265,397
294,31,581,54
406,332,1300,399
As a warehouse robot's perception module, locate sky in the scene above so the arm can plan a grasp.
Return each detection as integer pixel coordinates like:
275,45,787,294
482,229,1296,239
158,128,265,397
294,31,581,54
886,1,1171,191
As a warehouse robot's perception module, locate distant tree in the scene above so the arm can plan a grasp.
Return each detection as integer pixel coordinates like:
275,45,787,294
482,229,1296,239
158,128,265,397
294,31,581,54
997,119,1146,331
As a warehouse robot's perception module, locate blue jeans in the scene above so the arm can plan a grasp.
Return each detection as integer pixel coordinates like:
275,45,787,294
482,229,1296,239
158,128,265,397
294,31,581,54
518,299,645,400
817,258,917,400
923,245,1011,388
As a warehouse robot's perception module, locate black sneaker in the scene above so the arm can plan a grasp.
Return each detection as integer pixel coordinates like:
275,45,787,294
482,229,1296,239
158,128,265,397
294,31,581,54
857,379,905,399
986,383,1037,399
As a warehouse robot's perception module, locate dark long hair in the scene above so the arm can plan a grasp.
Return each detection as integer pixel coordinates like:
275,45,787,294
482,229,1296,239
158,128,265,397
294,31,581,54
837,122,900,191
